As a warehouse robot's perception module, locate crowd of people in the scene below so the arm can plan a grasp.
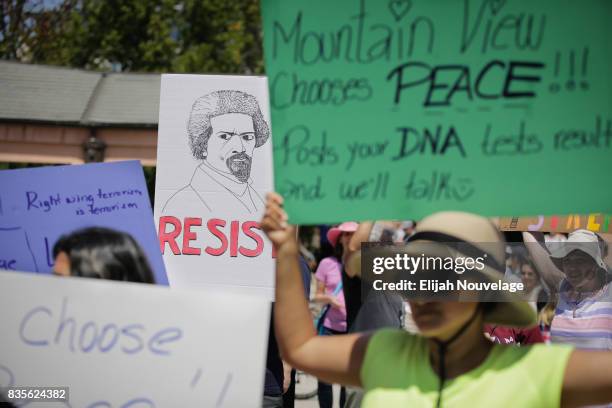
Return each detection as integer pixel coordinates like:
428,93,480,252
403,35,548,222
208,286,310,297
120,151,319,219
3,196,611,407
261,192,612,408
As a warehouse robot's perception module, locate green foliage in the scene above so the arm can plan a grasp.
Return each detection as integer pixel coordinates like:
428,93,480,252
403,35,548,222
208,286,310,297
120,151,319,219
0,0,264,74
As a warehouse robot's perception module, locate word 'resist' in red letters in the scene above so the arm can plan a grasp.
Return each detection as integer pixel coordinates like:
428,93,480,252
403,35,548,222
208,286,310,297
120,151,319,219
158,216,271,258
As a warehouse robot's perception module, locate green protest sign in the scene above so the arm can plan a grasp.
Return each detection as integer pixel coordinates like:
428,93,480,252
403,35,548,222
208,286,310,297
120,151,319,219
261,0,612,224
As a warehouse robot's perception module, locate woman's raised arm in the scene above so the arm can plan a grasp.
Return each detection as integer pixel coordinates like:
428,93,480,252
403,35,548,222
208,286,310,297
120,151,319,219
261,193,370,386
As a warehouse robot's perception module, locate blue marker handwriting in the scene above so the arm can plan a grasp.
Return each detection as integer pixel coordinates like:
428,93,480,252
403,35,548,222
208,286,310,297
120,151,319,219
19,297,182,356
25,188,144,216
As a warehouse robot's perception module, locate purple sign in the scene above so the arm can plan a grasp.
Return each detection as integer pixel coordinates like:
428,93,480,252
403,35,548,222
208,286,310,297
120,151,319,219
0,161,168,285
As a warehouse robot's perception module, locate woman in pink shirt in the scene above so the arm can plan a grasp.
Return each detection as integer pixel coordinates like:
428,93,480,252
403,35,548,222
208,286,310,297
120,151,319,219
314,256,347,334
313,222,356,408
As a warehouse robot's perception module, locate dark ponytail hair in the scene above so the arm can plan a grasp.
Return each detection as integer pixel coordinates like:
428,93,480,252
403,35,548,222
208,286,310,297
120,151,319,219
53,227,155,284
333,241,345,261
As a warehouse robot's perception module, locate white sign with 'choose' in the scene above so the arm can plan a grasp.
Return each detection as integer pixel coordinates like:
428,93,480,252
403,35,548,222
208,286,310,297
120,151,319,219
0,271,270,407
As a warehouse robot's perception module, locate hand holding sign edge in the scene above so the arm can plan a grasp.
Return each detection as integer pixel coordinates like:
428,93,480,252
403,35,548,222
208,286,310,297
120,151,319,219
261,192,297,253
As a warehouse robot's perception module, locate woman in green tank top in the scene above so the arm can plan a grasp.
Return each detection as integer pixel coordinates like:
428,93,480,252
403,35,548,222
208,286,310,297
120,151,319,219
260,192,612,407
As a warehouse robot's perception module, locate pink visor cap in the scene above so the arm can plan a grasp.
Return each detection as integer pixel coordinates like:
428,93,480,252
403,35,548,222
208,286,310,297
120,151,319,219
327,222,359,247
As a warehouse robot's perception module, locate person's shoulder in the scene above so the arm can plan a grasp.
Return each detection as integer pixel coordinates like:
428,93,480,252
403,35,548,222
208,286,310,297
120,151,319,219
160,184,195,210
320,256,340,265
518,344,574,403
495,342,573,367
247,184,265,204
317,256,341,271
478,343,573,407
367,329,421,355
373,328,415,340
161,185,212,213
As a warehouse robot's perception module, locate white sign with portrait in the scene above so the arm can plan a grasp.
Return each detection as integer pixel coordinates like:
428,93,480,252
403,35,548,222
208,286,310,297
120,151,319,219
154,74,275,297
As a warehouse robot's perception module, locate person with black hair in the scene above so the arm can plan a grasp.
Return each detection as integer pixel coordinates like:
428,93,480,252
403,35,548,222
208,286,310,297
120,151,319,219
52,227,155,284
